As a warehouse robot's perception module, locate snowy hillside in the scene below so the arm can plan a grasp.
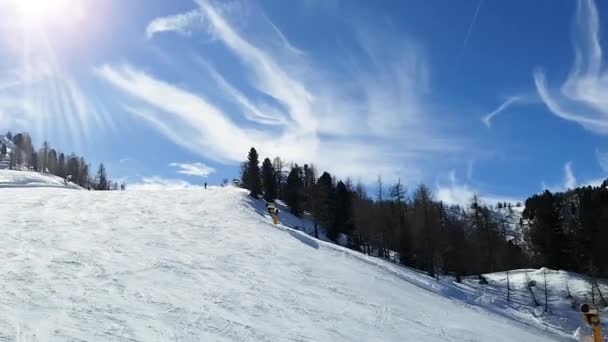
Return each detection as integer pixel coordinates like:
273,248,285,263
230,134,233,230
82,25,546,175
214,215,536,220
0,170,82,189
0,186,575,341
478,269,608,338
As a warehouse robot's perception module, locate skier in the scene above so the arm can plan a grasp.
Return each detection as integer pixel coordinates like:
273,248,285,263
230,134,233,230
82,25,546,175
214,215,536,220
204,182,207,189
266,202,280,224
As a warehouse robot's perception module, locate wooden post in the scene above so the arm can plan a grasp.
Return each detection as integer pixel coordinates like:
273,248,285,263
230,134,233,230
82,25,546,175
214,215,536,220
543,269,549,312
507,271,510,302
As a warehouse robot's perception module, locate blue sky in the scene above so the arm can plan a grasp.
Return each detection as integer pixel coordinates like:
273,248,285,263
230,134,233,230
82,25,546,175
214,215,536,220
1,0,608,204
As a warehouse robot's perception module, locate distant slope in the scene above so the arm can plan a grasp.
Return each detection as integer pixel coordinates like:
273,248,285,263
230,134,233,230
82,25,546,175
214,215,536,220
478,268,608,339
0,169,82,189
0,186,563,341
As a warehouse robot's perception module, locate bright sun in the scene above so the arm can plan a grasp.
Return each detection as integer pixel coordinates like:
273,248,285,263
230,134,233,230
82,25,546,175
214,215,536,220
14,0,75,27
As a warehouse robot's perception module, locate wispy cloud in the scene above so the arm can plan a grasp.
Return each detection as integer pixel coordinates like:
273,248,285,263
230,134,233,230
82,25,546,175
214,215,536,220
564,161,577,189
129,176,201,190
534,0,608,133
541,161,604,192
481,96,521,128
596,149,608,173
169,162,216,177
541,162,576,192
95,65,255,163
466,159,475,180
200,61,289,126
146,10,205,39
435,170,520,207
99,0,464,184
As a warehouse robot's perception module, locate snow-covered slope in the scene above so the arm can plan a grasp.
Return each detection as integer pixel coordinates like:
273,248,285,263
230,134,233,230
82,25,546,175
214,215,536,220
0,170,81,189
477,268,608,339
0,187,566,341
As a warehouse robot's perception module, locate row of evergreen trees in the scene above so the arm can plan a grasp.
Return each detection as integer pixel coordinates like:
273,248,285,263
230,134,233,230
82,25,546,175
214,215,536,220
242,147,608,280
240,148,354,241
523,183,608,277
1,131,119,190
239,147,528,280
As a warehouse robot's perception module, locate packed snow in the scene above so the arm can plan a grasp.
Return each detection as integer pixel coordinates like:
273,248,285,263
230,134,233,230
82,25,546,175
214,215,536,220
0,182,584,341
0,170,81,189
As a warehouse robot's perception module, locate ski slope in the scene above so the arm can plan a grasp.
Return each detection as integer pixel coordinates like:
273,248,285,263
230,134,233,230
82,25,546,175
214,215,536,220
0,186,568,341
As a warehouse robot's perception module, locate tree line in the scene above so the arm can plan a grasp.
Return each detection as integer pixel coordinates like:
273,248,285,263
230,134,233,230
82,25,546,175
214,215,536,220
239,147,528,281
523,183,608,278
1,131,121,190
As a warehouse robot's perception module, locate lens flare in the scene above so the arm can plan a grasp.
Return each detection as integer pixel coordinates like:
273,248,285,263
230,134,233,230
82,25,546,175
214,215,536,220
15,0,73,28
0,0,109,146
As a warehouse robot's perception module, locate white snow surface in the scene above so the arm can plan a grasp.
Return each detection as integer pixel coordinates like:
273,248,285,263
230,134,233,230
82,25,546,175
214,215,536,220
0,170,81,189
0,186,566,341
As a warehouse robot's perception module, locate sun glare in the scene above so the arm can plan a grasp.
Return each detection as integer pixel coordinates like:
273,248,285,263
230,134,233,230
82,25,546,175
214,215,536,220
14,0,75,27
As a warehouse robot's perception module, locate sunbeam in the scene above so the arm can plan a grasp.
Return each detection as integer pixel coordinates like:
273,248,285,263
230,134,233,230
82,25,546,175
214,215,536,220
0,0,111,147
14,0,76,29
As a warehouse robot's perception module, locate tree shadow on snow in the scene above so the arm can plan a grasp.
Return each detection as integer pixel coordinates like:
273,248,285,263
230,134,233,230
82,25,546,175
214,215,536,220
288,230,319,249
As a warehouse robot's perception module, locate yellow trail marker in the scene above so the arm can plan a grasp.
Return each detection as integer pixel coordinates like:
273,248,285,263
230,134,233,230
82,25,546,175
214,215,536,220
266,203,279,225
581,304,603,342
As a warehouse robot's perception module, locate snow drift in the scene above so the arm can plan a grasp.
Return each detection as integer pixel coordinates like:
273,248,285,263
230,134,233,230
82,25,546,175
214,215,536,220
0,170,81,189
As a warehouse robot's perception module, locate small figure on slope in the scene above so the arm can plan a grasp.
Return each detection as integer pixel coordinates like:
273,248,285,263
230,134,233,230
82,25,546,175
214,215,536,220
266,202,280,225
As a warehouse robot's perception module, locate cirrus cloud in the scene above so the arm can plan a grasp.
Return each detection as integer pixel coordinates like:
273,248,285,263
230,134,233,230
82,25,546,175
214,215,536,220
169,162,216,177
129,176,201,190
97,0,466,184
533,0,608,134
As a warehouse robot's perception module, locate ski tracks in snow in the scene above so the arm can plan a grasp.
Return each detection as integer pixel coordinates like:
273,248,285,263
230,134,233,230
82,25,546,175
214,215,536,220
0,187,564,341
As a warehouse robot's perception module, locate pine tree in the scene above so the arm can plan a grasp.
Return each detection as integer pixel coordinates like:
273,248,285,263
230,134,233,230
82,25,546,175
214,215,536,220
30,151,38,171
377,175,383,201
57,153,66,178
5,131,12,141
39,141,50,172
15,133,35,167
285,165,304,217
243,148,262,197
261,158,276,202
523,190,564,269
67,155,80,183
47,149,57,174
303,164,316,211
96,163,109,190
272,157,284,199
0,143,6,158
333,180,354,240
390,179,411,264
313,172,335,232
80,159,89,188
412,184,437,277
